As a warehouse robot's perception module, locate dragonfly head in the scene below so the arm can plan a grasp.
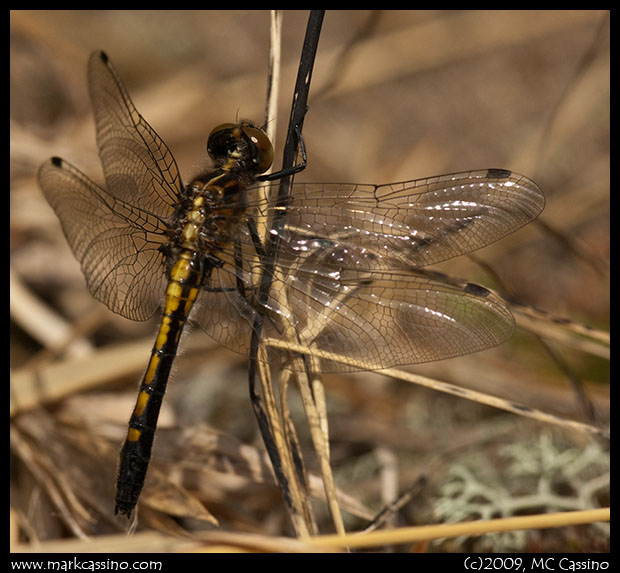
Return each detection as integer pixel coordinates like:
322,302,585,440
207,122,274,175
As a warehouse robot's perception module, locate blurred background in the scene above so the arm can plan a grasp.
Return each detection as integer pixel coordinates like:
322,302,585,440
10,10,608,551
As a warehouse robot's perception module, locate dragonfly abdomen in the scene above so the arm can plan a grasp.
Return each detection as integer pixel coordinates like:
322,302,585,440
114,251,204,516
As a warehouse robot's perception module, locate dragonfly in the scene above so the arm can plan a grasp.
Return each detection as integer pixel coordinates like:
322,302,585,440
38,51,544,518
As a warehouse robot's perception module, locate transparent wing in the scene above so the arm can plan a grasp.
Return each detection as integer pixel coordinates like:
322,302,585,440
37,51,186,320
38,157,168,321
192,245,515,372
277,169,544,268
87,50,182,218
190,169,541,369
275,267,515,371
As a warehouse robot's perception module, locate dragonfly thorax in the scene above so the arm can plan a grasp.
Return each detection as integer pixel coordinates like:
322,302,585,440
165,169,249,271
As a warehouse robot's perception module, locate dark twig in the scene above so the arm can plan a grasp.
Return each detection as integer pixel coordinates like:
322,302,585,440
247,10,324,528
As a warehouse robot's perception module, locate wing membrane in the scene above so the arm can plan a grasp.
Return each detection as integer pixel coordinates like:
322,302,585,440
38,51,186,321
192,242,515,371
87,51,182,218
278,268,515,371
38,157,168,321
276,169,544,268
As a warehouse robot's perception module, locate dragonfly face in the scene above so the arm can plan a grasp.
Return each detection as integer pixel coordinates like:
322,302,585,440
38,51,544,517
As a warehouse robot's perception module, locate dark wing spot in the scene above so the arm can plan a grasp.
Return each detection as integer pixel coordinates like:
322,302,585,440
486,168,512,179
464,282,491,297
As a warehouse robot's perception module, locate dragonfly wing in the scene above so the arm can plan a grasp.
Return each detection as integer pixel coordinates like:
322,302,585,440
87,51,182,217
268,252,515,372
279,169,544,268
188,231,267,356
38,157,168,321
189,213,514,370
190,169,540,367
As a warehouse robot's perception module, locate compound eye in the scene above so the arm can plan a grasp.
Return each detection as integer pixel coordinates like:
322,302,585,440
242,126,274,174
206,123,237,160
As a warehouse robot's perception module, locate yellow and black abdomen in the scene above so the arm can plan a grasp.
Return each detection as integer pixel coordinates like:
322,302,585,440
115,169,248,516
114,251,203,515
